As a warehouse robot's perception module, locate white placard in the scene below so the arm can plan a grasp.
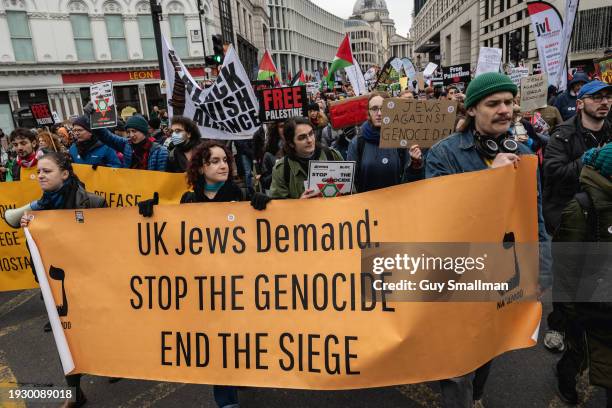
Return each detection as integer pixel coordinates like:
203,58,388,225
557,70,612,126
475,47,502,77
307,161,355,197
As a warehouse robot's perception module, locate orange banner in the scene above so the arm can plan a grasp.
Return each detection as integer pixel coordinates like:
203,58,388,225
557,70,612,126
26,159,541,389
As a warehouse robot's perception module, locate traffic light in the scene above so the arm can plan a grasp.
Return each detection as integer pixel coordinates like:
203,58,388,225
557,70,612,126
212,34,224,64
509,30,522,64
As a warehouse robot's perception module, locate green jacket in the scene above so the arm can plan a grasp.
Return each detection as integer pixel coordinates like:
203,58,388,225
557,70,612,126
552,165,612,388
269,148,344,199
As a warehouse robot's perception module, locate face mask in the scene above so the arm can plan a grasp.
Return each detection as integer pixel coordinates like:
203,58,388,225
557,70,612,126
171,131,185,146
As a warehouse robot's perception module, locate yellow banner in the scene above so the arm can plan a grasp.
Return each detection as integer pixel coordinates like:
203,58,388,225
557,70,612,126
26,159,542,388
0,165,187,291
0,182,40,291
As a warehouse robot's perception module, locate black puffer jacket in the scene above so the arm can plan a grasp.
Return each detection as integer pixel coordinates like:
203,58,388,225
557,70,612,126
542,115,611,233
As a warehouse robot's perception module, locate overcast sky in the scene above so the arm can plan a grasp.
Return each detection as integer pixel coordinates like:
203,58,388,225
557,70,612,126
310,0,413,37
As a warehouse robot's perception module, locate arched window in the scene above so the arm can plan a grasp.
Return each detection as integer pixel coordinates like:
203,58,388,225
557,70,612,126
68,1,94,61
6,0,34,61
136,1,156,60
168,2,188,58
104,1,128,60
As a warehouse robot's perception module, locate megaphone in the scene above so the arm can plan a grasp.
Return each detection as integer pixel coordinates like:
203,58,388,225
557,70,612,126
4,203,32,228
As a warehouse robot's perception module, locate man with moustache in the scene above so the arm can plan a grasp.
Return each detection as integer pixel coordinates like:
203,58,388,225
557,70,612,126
426,72,551,408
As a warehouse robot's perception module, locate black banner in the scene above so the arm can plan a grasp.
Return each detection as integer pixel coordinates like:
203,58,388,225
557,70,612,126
442,63,471,87
30,103,55,127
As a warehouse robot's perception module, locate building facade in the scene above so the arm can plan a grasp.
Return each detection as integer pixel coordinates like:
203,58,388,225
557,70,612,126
214,0,270,80
349,0,399,66
0,0,269,133
344,19,378,71
412,0,612,74
390,33,414,62
267,0,344,81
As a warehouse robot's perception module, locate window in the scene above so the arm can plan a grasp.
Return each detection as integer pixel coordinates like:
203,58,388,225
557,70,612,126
138,15,156,60
218,0,234,44
169,15,189,58
70,14,94,61
105,15,128,60
6,11,34,61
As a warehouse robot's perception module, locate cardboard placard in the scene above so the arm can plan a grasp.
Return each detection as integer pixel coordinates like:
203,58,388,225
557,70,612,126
380,98,457,149
90,81,118,129
307,161,355,197
442,64,471,87
258,85,307,123
520,73,548,112
509,68,530,88
30,103,55,127
475,47,502,77
328,95,369,130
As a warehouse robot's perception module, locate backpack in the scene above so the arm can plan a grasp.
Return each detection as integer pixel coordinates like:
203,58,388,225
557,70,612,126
283,147,335,187
355,136,408,183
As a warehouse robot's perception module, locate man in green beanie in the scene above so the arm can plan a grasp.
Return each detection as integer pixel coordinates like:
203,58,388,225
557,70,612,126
426,72,552,408
93,114,169,171
551,143,612,405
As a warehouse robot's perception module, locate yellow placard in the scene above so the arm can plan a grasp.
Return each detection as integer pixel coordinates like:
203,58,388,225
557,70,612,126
27,159,542,388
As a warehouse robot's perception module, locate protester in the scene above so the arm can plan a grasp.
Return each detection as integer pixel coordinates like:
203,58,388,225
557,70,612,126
551,144,612,405
554,72,589,121
234,138,255,192
94,115,169,171
18,151,106,408
332,126,359,160
510,105,545,154
37,130,65,156
114,120,127,137
6,128,38,181
148,117,164,143
347,92,422,192
307,102,333,147
399,89,414,99
266,122,285,158
167,115,202,173
252,127,276,193
68,116,121,168
543,80,611,233
55,126,72,148
137,140,267,408
269,116,343,199
531,102,563,134
542,80,611,355
426,72,551,408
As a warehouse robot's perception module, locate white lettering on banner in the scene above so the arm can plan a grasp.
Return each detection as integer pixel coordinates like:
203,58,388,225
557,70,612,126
162,36,260,140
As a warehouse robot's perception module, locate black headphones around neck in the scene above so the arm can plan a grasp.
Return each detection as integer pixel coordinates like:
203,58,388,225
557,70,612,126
474,132,519,160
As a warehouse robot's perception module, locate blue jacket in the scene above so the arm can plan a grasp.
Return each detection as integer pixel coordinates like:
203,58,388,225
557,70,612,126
69,141,121,168
95,128,168,171
426,129,552,288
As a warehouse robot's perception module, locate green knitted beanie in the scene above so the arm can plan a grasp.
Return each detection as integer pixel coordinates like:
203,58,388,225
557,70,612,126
464,72,518,109
125,115,149,135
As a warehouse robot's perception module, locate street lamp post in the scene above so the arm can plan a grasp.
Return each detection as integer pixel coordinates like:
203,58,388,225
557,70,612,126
149,0,164,80
196,0,207,57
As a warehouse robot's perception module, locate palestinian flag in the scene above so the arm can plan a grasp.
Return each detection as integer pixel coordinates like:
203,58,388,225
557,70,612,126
290,69,306,86
327,34,354,87
320,67,329,91
257,50,279,81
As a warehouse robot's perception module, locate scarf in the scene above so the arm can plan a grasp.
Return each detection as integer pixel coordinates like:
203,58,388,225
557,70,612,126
361,121,380,144
76,136,99,158
17,152,37,168
289,146,321,174
131,138,153,169
193,175,231,202
33,177,81,210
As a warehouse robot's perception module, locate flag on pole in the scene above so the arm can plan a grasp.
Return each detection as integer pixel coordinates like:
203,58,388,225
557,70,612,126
290,69,306,86
327,34,367,95
257,50,279,81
